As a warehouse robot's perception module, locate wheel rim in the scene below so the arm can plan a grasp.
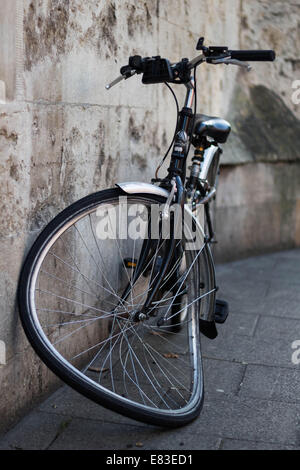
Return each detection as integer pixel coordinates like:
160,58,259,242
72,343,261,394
26,195,207,416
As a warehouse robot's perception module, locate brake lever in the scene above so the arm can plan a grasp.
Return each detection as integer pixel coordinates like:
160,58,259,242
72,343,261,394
211,57,252,71
105,70,136,90
105,75,125,90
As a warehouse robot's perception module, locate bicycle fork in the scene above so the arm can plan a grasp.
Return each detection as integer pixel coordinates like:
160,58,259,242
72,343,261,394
116,176,185,322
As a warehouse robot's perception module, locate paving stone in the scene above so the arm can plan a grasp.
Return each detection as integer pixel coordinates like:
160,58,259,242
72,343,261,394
215,278,269,315
49,418,219,450
38,385,149,427
238,298,300,320
201,314,300,368
221,438,299,450
220,278,300,319
189,395,300,446
203,358,245,398
254,280,300,319
0,411,71,450
239,364,300,403
215,251,300,317
272,250,300,261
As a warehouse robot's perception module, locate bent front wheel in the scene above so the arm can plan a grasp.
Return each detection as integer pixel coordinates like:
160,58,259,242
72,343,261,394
18,188,207,427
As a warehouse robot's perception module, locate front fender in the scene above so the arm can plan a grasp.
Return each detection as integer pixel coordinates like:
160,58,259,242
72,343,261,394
116,181,169,199
116,181,205,242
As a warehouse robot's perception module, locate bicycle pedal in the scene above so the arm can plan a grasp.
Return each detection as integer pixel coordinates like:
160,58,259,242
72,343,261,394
123,258,137,269
214,299,229,324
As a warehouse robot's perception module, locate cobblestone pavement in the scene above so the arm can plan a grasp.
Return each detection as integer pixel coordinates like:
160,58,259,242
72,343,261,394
1,250,300,450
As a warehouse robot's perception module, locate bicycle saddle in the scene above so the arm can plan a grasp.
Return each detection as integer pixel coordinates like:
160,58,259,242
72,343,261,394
193,114,231,143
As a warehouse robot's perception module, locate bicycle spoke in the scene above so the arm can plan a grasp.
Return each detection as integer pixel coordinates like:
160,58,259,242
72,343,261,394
48,250,129,306
36,287,128,317
116,319,170,407
131,327,190,397
26,194,208,418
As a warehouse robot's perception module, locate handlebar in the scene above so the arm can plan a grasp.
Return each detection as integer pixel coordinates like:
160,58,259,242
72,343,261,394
229,50,275,61
105,38,276,90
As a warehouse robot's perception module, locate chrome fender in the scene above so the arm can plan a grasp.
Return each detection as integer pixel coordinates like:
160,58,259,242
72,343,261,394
199,145,219,181
116,182,170,199
116,181,204,237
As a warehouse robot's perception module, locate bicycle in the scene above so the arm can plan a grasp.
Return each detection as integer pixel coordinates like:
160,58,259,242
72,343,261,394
17,38,275,427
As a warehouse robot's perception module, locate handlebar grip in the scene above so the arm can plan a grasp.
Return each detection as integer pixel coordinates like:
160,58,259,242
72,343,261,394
230,50,276,61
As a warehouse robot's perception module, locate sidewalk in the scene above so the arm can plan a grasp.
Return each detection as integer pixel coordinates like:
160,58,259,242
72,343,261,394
1,249,300,450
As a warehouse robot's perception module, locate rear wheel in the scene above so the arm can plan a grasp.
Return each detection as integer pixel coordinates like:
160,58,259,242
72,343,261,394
18,188,213,427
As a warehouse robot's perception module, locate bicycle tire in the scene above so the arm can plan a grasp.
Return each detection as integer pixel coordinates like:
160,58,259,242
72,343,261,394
18,188,214,427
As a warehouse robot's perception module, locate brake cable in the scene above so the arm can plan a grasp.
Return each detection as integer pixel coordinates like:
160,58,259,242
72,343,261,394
154,82,180,179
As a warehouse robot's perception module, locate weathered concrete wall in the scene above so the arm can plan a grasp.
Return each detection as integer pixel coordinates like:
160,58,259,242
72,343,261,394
214,83,300,261
0,0,299,432
213,0,300,261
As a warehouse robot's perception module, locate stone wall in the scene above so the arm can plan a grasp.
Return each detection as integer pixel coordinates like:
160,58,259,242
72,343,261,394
213,0,300,261
0,0,299,433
